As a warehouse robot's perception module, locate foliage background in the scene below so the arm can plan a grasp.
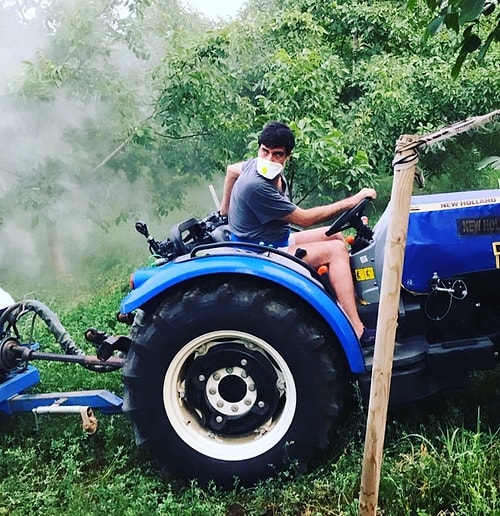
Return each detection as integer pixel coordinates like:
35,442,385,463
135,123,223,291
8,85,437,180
0,0,499,513
0,0,498,291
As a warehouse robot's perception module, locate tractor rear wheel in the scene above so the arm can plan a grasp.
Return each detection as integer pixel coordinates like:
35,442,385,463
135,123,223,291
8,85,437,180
123,275,347,487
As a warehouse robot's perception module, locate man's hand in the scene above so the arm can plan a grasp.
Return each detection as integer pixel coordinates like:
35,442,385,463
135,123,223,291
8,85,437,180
352,188,376,206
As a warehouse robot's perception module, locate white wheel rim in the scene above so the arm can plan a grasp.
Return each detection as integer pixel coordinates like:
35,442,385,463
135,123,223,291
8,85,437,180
163,330,297,461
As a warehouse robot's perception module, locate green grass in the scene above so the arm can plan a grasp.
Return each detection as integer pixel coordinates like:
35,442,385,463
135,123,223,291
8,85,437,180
1,273,499,515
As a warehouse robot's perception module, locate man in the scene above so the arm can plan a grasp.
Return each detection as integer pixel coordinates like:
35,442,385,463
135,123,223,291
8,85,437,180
220,121,376,346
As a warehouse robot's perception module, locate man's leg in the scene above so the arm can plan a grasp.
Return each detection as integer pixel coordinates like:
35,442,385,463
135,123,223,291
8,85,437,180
287,239,365,337
292,226,344,245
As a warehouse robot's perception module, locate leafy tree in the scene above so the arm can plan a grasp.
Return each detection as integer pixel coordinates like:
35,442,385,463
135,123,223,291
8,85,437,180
152,0,499,208
152,3,377,207
2,0,498,287
0,0,209,280
412,0,500,77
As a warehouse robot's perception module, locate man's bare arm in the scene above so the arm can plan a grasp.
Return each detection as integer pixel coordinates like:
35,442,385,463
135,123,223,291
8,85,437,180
282,188,376,227
220,162,244,215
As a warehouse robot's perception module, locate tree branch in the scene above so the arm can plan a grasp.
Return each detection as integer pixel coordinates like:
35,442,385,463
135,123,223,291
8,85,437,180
153,130,212,140
89,136,133,174
89,113,155,174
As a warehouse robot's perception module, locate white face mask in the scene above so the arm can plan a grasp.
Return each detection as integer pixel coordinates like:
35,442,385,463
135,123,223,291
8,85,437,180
256,157,284,179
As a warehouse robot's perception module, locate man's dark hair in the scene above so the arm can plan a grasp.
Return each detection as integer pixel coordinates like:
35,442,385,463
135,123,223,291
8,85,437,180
258,121,295,155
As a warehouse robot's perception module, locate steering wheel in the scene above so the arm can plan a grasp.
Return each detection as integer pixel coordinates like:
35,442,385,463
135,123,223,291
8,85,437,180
325,197,373,237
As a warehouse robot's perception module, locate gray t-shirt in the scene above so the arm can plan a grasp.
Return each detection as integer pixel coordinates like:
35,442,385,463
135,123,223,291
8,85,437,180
228,158,296,246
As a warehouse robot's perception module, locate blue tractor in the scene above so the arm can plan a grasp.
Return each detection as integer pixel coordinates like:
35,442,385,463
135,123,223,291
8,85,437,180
1,189,499,487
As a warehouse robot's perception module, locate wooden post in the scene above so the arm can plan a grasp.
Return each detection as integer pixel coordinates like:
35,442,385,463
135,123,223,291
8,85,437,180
358,135,418,515
356,109,499,515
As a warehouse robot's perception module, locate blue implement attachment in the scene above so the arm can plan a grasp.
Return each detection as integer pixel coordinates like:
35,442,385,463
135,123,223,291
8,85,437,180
0,365,122,416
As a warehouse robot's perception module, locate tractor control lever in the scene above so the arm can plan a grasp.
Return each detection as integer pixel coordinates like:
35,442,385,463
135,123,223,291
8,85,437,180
135,220,149,237
135,221,161,254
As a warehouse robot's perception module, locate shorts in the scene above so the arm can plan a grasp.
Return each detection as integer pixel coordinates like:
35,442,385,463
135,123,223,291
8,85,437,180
230,231,296,250
278,233,296,252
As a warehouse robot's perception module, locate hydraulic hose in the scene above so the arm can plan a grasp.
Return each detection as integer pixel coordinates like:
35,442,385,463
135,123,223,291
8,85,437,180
0,300,121,372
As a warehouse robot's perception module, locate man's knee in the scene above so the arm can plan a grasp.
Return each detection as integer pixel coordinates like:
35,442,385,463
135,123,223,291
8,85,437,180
325,239,349,259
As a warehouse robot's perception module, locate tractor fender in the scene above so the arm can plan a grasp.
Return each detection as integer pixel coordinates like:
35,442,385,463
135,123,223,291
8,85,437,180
121,254,366,374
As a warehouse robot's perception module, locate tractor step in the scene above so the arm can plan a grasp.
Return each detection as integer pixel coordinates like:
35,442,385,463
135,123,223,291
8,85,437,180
359,336,496,406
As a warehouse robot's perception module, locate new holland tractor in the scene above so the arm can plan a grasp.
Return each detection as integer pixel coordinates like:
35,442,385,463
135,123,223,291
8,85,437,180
1,112,500,487
1,187,499,486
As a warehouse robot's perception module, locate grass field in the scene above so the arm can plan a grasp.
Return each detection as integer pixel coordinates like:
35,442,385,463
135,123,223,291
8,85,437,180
1,274,499,515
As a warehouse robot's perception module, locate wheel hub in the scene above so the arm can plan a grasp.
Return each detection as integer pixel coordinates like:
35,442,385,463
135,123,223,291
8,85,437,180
205,366,257,416
184,343,281,435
